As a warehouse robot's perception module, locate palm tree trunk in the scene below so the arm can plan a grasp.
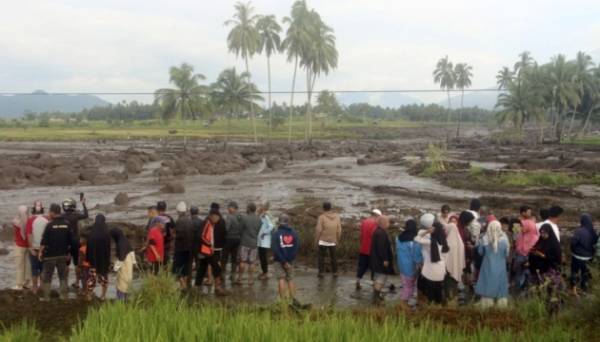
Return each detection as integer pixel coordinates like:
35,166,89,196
579,106,593,137
245,57,258,144
288,56,298,144
305,69,310,142
225,113,231,151
567,110,577,140
456,89,464,138
267,55,273,142
446,90,452,142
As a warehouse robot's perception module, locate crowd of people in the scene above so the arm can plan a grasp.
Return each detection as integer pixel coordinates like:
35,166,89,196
7,194,599,309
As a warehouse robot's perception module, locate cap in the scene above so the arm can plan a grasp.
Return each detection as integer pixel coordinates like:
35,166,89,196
372,209,382,216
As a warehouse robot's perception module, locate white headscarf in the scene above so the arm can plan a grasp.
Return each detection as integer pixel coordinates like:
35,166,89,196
12,205,29,240
444,221,466,283
483,220,507,252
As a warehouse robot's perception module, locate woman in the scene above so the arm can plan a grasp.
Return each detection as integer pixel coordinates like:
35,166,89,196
513,218,538,291
86,214,111,300
570,214,598,295
12,205,31,291
415,215,449,305
110,228,136,301
475,221,510,308
529,224,564,313
257,204,274,280
444,215,465,302
457,211,476,286
396,219,423,305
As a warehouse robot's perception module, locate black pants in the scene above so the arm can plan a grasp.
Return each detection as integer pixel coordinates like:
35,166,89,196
258,247,269,274
221,239,240,274
570,256,590,290
195,255,222,286
318,245,337,274
418,275,445,305
356,253,371,279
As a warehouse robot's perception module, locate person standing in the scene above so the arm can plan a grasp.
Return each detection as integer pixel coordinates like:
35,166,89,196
145,216,166,274
415,215,449,305
110,228,135,301
396,219,422,306
529,224,564,314
356,209,381,290
172,202,194,289
541,206,563,242
222,202,243,280
315,201,342,278
211,203,227,282
195,209,226,296
257,203,274,280
145,205,158,230
26,201,48,294
62,196,88,290
237,203,262,285
271,214,299,301
12,205,31,291
370,215,394,303
86,214,111,301
157,201,175,265
513,208,539,291
570,214,598,295
437,205,451,226
475,221,510,308
444,215,465,303
39,203,73,301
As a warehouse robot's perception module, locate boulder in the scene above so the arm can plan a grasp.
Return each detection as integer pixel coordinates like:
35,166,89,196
114,192,129,206
125,156,144,174
43,169,78,186
221,178,238,186
79,168,99,182
356,158,367,166
161,182,185,194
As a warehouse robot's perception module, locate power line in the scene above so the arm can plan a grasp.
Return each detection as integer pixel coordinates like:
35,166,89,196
0,88,503,96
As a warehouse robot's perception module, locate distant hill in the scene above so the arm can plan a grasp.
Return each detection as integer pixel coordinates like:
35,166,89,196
0,90,109,118
338,92,422,108
439,90,502,110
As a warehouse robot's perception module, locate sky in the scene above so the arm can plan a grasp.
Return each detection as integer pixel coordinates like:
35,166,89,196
1,0,599,105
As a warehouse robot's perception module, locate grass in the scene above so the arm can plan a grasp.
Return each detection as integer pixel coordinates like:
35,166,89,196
0,118,422,142
498,171,581,187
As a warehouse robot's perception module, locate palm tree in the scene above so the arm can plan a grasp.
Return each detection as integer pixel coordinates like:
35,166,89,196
454,63,473,138
210,68,263,148
154,63,208,122
433,56,455,138
548,54,580,140
567,51,595,137
580,68,600,136
282,0,310,143
300,9,338,143
496,67,513,90
256,15,282,140
514,51,534,79
225,1,261,143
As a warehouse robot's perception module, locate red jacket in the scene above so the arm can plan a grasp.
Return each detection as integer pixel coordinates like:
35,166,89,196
359,218,377,255
13,224,28,248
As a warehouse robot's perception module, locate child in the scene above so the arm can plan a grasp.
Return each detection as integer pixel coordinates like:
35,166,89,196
78,235,90,295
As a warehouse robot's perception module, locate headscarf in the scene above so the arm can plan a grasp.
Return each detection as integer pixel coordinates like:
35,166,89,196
86,214,112,274
398,219,418,242
110,228,132,261
430,221,450,263
444,220,466,282
534,223,562,269
457,211,475,243
483,221,506,253
580,214,598,245
12,205,29,240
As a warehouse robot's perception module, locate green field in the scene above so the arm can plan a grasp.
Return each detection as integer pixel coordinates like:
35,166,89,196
0,118,422,141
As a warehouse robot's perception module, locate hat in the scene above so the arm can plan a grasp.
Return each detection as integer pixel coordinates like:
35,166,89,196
419,213,435,228
176,201,187,213
279,213,290,225
372,209,382,216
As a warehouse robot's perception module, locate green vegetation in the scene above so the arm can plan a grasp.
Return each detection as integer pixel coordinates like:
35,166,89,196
420,143,448,177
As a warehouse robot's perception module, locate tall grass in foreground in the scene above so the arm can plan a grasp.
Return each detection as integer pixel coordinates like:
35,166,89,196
0,321,40,342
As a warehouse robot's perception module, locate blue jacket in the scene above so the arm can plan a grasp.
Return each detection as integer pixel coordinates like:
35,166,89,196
271,225,299,263
395,238,423,277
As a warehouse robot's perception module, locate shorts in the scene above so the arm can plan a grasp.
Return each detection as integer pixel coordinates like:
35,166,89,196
238,246,258,264
87,268,108,291
373,273,388,286
274,262,294,281
30,251,43,277
172,251,192,278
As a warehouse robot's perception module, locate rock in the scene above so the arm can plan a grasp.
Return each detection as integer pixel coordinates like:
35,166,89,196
0,248,9,256
79,168,99,182
266,157,286,170
1,165,24,178
114,192,129,206
43,169,78,186
356,158,367,166
221,178,238,186
291,151,312,160
161,182,185,194
125,156,144,174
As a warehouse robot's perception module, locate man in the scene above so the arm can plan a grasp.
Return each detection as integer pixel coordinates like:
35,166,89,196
542,206,563,242
211,203,227,276
157,201,175,265
62,196,88,289
271,214,299,301
195,208,226,296
173,201,194,289
356,209,381,290
222,201,243,280
39,203,73,301
315,201,342,278
237,202,262,285
370,215,393,303
26,200,48,294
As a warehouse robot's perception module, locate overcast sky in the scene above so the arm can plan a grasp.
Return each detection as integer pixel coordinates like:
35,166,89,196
1,0,599,104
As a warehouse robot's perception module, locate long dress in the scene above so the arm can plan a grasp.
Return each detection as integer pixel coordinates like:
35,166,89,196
475,239,509,299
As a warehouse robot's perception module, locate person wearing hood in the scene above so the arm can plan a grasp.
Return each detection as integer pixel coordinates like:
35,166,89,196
570,214,598,295
315,201,342,278
110,227,135,301
356,209,381,290
86,214,111,301
12,205,31,291
257,203,274,280
475,221,510,308
529,224,564,313
26,201,48,294
396,219,423,305
444,215,465,303
457,210,476,287
415,214,449,305
172,201,194,289
271,214,300,300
